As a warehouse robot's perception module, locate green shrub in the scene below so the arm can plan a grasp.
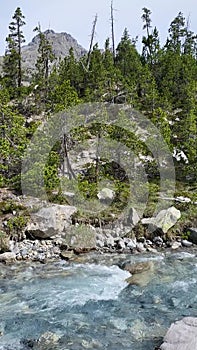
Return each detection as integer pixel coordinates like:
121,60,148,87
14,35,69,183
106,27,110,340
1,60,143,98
0,200,25,215
6,215,28,240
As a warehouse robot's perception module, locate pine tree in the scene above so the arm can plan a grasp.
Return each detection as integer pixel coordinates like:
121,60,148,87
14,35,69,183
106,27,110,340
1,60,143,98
33,24,55,107
115,28,142,105
58,48,81,91
183,25,197,56
2,7,25,95
141,8,161,68
83,43,106,101
102,38,117,102
141,8,153,64
165,12,186,53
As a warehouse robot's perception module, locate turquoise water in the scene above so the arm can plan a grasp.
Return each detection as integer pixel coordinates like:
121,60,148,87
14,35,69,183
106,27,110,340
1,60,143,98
0,251,197,349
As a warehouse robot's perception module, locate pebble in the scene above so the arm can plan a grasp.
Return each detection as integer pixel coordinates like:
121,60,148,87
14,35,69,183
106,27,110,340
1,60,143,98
181,239,193,248
171,241,182,250
136,242,147,252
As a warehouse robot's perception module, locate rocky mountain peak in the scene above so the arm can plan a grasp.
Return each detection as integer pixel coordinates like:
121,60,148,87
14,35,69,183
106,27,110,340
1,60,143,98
21,29,87,74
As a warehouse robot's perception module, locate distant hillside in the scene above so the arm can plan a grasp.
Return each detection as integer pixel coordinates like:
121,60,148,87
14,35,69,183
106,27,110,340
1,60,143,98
0,29,87,76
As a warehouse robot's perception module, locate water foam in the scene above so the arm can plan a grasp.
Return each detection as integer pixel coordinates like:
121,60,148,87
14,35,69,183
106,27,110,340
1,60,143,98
43,264,131,308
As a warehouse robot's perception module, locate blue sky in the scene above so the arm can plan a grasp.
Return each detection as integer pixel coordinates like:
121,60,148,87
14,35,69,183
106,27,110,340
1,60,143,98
1,0,197,54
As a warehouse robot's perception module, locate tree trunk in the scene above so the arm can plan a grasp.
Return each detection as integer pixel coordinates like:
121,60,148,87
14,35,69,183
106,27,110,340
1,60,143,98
62,134,76,180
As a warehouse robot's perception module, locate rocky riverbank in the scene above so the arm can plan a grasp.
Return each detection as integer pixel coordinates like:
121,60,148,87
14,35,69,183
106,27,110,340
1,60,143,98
0,189,197,264
0,233,197,264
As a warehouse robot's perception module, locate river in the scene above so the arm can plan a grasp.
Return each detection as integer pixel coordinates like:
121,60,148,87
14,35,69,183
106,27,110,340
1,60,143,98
0,251,197,349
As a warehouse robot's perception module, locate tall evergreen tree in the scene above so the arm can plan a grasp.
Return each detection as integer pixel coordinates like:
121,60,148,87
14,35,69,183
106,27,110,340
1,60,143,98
141,8,153,64
115,28,143,105
83,43,106,101
33,25,55,109
165,12,186,53
58,48,81,90
102,38,117,101
2,7,25,95
183,25,197,56
141,8,161,67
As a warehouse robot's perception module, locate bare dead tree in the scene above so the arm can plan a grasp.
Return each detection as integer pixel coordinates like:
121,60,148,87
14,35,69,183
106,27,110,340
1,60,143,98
186,14,191,32
62,133,76,180
95,129,101,184
86,14,98,70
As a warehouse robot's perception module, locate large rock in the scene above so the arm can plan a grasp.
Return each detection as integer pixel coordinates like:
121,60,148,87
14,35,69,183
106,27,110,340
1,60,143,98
126,270,154,287
63,224,96,249
160,317,197,350
141,206,181,234
187,228,197,245
121,261,154,274
0,252,16,263
26,204,77,239
121,261,155,287
124,207,140,227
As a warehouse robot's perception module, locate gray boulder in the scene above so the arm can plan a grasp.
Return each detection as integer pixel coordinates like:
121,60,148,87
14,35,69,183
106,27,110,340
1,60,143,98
26,204,77,239
121,261,154,274
123,261,155,287
141,206,181,234
125,207,140,227
63,224,96,249
187,228,197,245
160,317,197,350
126,269,154,287
0,252,16,263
